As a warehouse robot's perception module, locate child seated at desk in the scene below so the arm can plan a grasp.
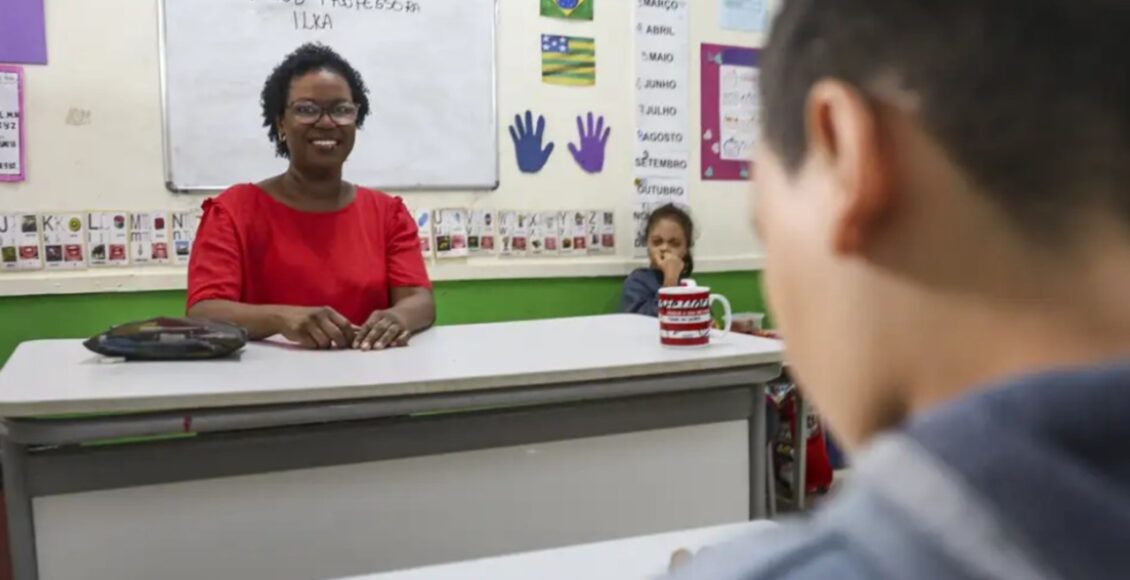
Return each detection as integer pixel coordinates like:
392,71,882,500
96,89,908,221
620,204,695,316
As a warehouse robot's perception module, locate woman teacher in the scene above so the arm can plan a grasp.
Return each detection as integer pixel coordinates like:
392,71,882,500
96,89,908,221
187,43,435,350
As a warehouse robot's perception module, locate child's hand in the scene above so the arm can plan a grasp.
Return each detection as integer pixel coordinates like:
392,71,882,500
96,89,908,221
659,253,685,286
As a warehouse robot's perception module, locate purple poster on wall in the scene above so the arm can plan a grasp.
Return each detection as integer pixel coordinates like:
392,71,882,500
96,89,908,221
0,0,48,65
701,44,759,181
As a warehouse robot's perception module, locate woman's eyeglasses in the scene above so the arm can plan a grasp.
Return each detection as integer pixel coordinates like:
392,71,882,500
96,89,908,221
288,101,360,126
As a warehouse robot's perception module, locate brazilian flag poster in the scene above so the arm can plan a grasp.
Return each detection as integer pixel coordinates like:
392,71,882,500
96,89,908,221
541,0,594,22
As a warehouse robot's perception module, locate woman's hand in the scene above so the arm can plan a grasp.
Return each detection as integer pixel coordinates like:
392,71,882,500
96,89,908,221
354,309,411,351
276,306,355,349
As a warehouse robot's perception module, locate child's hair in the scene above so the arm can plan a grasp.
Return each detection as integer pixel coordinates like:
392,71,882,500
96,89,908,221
646,203,695,278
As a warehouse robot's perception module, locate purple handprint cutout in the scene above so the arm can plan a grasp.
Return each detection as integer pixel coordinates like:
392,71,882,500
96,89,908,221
568,112,611,174
509,110,555,173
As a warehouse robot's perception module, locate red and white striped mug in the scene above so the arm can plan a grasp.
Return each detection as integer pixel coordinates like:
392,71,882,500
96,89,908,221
658,282,733,348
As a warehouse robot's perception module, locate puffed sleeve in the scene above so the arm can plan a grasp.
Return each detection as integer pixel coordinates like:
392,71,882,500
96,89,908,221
186,199,244,312
385,198,433,289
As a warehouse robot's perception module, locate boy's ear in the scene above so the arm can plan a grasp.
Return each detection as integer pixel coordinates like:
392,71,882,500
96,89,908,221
805,80,896,255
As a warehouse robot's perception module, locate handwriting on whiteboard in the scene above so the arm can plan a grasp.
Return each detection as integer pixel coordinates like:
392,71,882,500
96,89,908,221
257,0,423,31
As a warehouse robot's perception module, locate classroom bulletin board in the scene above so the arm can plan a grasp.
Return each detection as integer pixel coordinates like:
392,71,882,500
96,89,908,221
0,0,773,297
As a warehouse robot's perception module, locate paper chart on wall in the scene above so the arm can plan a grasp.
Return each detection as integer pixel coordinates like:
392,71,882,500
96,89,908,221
498,211,527,257
42,213,87,270
719,0,768,33
413,209,434,260
562,210,590,255
434,208,469,259
632,176,690,258
0,66,26,182
87,212,131,267
633,0,690,181
0,213,41,271
170,210,202,266
633,204,654,259
467,210,497,256
634,0,690,259
594,210,616,255
527,212,560,256
129,212,172,266
702,44,760,181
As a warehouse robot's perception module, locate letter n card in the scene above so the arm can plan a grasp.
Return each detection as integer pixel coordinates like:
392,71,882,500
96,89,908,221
170,210,202,266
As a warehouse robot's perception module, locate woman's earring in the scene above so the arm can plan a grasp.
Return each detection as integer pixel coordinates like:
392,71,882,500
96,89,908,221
280,132,287,142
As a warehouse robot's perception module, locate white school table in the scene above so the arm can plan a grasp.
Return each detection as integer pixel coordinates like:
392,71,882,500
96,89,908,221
349,521,777,580
0,314,783,580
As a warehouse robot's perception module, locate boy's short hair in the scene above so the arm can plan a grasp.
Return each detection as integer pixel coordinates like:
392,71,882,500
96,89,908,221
760,0,1130,238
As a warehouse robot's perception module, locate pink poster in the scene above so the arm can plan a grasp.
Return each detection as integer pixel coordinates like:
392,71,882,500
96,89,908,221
701,44,759,181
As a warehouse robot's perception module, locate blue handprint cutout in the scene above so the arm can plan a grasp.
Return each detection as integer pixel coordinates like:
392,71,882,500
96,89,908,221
568,112,611,174
509,110,555,173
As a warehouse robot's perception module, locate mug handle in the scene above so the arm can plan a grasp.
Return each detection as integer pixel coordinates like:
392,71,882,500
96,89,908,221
710,293,733,339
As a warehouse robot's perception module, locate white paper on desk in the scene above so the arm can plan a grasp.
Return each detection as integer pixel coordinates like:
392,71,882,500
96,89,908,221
0,213,42,271
720,0,769,33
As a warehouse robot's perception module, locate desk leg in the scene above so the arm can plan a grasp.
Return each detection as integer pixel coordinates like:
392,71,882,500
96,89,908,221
749,383,767,520
2,439,37,580
792,394,808,511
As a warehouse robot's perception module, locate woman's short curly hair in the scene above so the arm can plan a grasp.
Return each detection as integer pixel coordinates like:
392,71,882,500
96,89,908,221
260,43,371,158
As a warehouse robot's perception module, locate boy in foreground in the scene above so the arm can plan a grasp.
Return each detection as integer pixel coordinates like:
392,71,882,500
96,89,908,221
672,0,1130,578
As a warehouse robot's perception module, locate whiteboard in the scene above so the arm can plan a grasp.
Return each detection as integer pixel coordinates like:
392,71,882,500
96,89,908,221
159,0,498,192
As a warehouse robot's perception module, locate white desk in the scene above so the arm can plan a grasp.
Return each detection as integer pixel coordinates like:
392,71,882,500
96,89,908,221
0,314,783,580
350,521,777,580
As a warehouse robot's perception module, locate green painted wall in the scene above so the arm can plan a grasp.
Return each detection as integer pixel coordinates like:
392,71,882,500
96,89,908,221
0,271,765,367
